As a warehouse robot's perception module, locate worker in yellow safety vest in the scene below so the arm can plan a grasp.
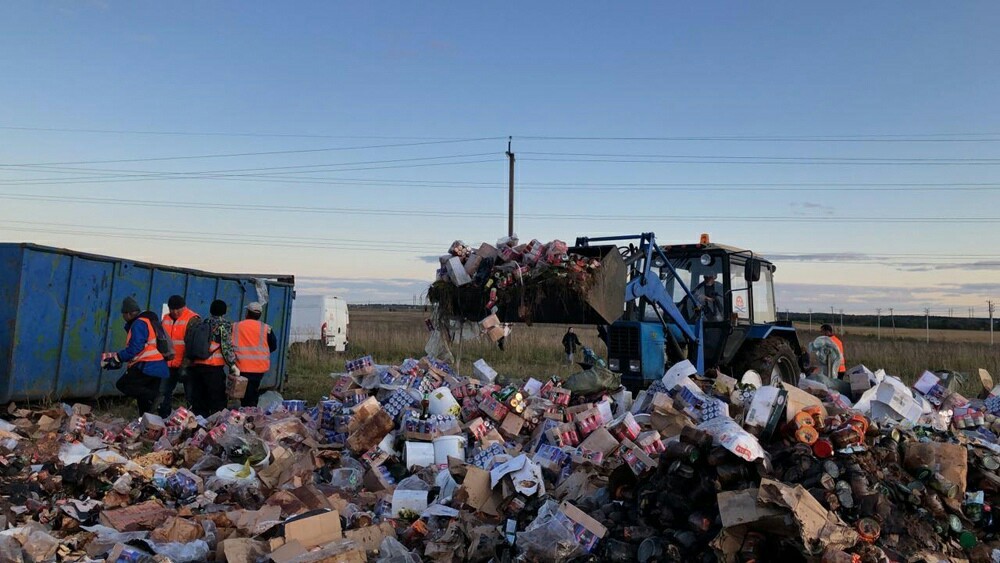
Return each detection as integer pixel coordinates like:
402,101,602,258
232,302,278,408
158,295,200,417
820,324,846,377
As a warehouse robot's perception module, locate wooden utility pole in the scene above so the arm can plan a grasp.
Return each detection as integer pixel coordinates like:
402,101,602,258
924,308,930,343
990,300,995,345
876,308,881,341
506,137,515,237
889,307,896,335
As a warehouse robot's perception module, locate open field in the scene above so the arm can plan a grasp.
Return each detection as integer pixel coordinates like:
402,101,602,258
284,310,1000,403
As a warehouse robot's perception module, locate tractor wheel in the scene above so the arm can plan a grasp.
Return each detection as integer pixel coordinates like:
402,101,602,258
738,337,799,386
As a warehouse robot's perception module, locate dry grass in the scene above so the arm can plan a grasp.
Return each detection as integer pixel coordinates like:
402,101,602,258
284,309,606,403
284,311,1000,402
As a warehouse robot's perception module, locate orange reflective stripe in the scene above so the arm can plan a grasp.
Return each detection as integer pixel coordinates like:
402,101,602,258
193,341,225,366
127,318,165,367
832,336,846,372
233,319,271,373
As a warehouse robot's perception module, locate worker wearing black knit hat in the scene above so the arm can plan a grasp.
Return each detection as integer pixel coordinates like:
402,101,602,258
188,299,238,416
158,295,200,417
103,296,169,417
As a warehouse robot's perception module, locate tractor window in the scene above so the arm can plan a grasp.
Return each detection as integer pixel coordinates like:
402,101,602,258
753,268,776,323
729,262,750,322
661,256,724,322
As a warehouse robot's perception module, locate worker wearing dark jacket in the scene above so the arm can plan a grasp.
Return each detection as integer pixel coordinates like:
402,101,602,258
562,327,582,364
189,300,238,417
232,301,278,408
105,297,169,417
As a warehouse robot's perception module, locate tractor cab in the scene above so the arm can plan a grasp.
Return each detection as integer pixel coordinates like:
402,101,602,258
607,235,802,390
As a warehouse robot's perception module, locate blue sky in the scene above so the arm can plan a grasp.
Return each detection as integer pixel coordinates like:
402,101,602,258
1,2,999,314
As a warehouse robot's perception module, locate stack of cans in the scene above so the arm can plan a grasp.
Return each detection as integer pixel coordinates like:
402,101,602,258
399,358,420,375
168,407,193,428
282,399,307,413
345,355,374,374
120,420,142,441
554,513,601,552
206,423,228,446
534,443,570,470
321,429,347,445
478,395,510,422
986,395,1000,415
382,390,417,420
373,464,396,486
319,400,343,430
468,442,506,468
167,471,199,500
610,412,641,441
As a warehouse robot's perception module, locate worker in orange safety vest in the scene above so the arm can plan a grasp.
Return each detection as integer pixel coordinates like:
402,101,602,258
232,301,278,408
158,295,200,417
820,324,846,377
104,296,169,417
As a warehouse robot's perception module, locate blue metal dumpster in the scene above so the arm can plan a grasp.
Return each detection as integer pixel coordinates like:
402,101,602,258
0,243,295,403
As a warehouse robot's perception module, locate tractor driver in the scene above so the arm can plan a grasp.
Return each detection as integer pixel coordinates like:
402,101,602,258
691,274,725,322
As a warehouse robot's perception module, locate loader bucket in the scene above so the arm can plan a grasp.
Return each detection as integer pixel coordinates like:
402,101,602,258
489,244,626,325
434,244,626,325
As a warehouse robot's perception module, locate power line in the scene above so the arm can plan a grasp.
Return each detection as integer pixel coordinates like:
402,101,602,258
0,220,441,253
521,156,1000,166
0,137,504,167
518,133,1000,142
2,192,1000,225
2,165,1000,192
0,158,502,185
0,124,479,140
522,151,1000,163
0,153,503,184
10,125,1000,141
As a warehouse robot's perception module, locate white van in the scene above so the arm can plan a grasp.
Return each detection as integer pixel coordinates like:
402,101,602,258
290,295,349,351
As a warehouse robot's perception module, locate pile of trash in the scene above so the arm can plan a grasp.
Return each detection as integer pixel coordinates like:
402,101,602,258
6,353,1000,562
426,235,605,323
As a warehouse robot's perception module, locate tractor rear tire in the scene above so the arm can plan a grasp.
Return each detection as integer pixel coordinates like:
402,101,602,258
739,337,799,386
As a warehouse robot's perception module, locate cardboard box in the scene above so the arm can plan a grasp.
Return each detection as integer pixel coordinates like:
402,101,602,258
472,359,498,384
463,253,483,276
228,375,248,400
744,386,788,440
617,438,658,475
579,427,619,456
216,538,266,563
479,314,501,331
499,413,525,438
486,326,506,343
345,523,396,554
100,500,175,532
284,510,342,549
782,385,827,423
268,540,308,563
446,256,472,286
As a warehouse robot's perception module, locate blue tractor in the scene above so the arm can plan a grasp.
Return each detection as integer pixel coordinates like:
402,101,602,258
571,233,805,389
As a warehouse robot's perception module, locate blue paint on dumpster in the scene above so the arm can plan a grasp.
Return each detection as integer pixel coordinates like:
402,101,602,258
0,243,295,403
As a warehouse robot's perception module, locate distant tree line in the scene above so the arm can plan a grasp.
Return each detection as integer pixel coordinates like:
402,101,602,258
787,312,994,331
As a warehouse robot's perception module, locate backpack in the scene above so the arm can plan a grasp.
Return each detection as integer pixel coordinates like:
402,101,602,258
185,317,214,360
139,311,174,362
